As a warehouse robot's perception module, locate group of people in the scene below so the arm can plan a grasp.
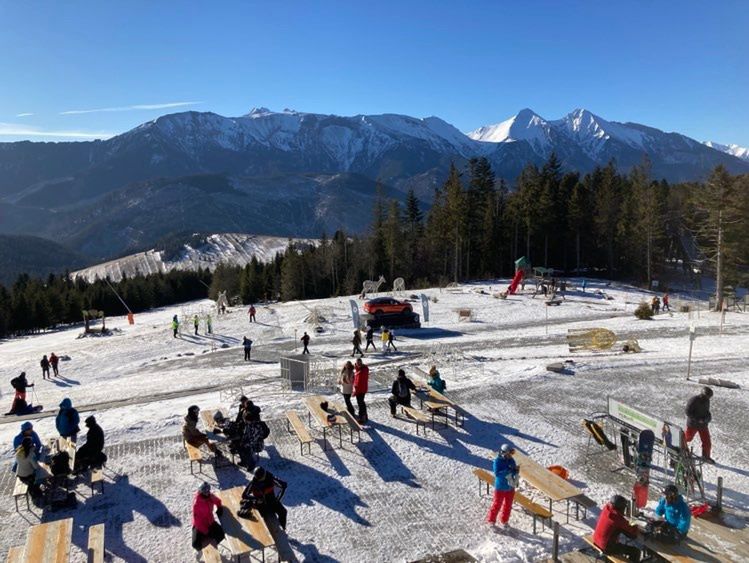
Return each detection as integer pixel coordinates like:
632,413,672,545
171,313,213,337
351,326,398,358
336,358,370,423
651,293,670,314
40,353,61,379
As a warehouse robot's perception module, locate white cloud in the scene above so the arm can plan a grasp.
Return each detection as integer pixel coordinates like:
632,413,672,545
0,122,114,140
60,101,202,115
16,112,34,117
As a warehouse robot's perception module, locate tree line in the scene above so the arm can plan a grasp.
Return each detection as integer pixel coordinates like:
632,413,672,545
0,157,746,337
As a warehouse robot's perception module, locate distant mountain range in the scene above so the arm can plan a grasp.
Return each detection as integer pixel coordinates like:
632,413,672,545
1,106,747,275
703,141,749,162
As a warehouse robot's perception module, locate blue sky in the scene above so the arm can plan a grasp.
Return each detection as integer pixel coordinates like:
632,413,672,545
1,1,747,145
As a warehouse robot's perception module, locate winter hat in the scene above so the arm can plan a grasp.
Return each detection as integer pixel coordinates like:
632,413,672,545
21,421,33,432
610,494,627,512
19,371,26,378
188,405,200,414
397,369,406,378
85,415,96,426
198,482,211,495
702,386,714,398
663,484,679,496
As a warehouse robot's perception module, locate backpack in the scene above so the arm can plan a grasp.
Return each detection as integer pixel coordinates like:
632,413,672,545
260,421,270,440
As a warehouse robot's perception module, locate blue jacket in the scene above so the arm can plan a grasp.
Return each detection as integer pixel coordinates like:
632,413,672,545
13,430,42,452
655,495,691,535
427,376,446,393
493,455,519,491
55,399,80,438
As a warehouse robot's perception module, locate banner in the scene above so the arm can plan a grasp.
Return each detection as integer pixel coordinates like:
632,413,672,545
607,397,681,446
349,300,360,329
420,294,430,322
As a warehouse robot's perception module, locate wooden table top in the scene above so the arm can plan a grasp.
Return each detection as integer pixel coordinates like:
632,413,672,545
303,396,346,428
217,486,275,557
22,517,73,563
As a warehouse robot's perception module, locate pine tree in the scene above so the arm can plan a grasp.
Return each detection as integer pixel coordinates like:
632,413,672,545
442,164,467,282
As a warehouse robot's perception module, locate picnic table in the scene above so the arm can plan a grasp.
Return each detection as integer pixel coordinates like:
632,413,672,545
47,437,76,474
302,396,347,450
20,517,73,562
328,399,364,444
410,372,465,426
217,486,275,562
201,409,219,433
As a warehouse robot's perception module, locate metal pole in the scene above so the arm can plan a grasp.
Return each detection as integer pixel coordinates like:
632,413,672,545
294,329,298,352
545,304,549,336
687,325,696,380
552,521,560,562
716,476,723,512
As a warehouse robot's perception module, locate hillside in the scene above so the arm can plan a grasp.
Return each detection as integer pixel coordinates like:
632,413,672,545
0,234,87,286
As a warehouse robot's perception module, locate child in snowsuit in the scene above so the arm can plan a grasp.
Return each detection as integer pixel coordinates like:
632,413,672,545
427,366,446,393
172,315,179,338
55,398,80,442
387,329,397,352
193,315,199,335
365,326,377,351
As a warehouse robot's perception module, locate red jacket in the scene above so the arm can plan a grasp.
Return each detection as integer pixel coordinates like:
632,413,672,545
353,364,369,395
593,503,638,550
192,492,222,534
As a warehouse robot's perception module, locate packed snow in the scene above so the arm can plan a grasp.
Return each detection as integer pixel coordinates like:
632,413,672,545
1,278,747,562
703,141,749,162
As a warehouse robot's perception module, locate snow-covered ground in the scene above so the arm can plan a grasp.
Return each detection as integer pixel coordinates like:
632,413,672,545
1,279,747,562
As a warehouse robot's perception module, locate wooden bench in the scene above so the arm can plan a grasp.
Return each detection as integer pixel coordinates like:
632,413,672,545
285,411,314,455
339,409,364,444
472,468,552,534
582,534,630,563
87,523,105,563
24,517,73,562
90,468,104,494
5,546,24,563
401,406,430,435
201,543,221,563
13,478,29,512
570,493,596,520
424,400,450,429
184,441,203,474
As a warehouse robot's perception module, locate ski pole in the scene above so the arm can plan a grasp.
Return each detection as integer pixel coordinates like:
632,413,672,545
32,386,40,406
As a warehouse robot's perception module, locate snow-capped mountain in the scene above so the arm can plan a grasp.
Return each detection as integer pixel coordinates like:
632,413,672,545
71,233,317,283
703,141,749,162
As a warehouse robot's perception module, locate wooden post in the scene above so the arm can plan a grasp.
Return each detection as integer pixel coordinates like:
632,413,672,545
716,476,723,512
552,521,560,562
545,304,549,336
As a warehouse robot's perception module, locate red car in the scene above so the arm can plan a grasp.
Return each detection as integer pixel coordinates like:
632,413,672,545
364,297,413,315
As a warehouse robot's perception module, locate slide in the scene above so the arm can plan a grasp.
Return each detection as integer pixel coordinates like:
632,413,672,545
508,269,524,294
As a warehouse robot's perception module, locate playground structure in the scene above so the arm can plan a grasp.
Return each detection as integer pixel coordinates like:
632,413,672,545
279,355,337,392
215,291,229,314
179,305,213,334
392,277,406,296
507,256,531,295
361,275,386,298
82,309,106,333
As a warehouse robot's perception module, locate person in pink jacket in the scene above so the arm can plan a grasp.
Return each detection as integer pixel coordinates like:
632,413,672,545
353,358,370,423
191,482,225,551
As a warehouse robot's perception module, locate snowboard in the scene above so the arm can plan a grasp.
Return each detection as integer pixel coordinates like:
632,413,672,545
633,430,655,509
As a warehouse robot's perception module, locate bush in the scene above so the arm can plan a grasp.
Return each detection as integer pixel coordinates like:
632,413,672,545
634,302,654,320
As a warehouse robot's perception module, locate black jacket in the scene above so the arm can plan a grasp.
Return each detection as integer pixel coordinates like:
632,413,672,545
82,423,105,455
686,395,711,429
244,471,287,501
391,376,415,400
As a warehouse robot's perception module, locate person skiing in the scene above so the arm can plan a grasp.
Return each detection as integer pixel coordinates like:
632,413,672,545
183,406,218,453
427,366,446,393
662,293,671,312
649,484,691,543
13,421,43,452
172,315,179,338
193,315,200,336
7,372,35,415
55,398,80,442
353,358,369,424
486,444,519,529
242,466,288,529
191,482,225,552
301,332,310,354
351,330,364,358
387,328,398,352
49,352,60,377
365,326,377,351
243,336,253,361
592,495,641,561
40,355,51,379
685,386,714,463
248,305,257,323
388,369,416,416
338,361,356,416
74,416,106,474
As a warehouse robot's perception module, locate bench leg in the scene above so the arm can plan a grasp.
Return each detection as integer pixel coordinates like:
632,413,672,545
323,428,328,451
532,515,537,535
15,496,19,512
338,425,343,448
26,493,30,511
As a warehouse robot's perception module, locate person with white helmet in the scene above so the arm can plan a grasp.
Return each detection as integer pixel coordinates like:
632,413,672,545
486,444,519,528
191,482,225,552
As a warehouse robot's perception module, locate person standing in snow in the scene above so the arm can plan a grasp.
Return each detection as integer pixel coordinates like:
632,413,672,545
338,361,356,416
40,355,51,379
388,369,416,416
248,305,257,323
365,326,377,351
662,293,671,312
171,315,179,338
351,330,364,358
206,314,213,334
353,358,369,424
193,315,200,335
243,337,253,361
486,444,519,529
592,495,641,561
49,352,60,377
387,328,398,352
685,386,714,463
301,332,311,354
56,398,80,442
191,482,225,551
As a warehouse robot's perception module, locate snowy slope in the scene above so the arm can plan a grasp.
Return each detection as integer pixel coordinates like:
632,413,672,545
704,141,749,161
71,233,316,283
1,278,747,562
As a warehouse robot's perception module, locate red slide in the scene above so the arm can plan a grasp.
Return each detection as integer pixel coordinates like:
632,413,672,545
508,269,524,294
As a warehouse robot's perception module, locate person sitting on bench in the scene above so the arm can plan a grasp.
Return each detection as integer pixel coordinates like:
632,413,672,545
191,482,225,553
183,406,218,453
242,466,288,529
15,437,45,499
427,366,446,393
592,495,641,562
74,416,107,474
648,484,691,543
388,369,416,416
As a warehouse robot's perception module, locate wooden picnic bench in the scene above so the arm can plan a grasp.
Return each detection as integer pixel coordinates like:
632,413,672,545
184,441,203,474
413,384,465,427
401,406,431,435
201,544,221,563
201,409,218,433
89,468,104,494
285,411,314,455
13,478,29,512
21,517,73,563
5,546,24,563
472,468,552,534
302,396,347,450
581,535,630,563
329,400,364,444
87,523,105,563
218,486,276,562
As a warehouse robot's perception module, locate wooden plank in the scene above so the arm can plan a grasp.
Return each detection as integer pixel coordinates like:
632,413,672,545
5,547,24,563
581,535,628,563
402,406,431,423
13,478,28,498
87,523,105,563
473,467,493,485
185,443,202,462
22,518,73,563
285,411,313,443
200,409,217,433
217,486,275,560
511,450,582,502
514,491,552,519
201,544,221,563
328,401,362,432
303,396,345,428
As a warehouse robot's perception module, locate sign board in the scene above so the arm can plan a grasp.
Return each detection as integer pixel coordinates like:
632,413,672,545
651,280,659,289
420,294,430,322
349,300,360,329
607,397,681,447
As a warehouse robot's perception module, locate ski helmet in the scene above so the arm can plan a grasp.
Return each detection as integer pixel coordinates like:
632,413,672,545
500,444,513,454
253,466,267,481
610,494,627,512
199,482,211,495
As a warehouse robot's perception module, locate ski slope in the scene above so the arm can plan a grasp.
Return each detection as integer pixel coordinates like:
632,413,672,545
1,279,747,562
